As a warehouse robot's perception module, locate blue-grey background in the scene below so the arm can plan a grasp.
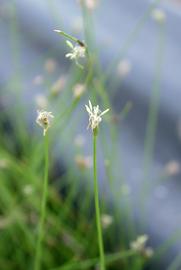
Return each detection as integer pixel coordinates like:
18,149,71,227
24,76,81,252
1,0,181,267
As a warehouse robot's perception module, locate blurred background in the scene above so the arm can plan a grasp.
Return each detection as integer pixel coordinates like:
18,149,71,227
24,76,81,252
1,0,181,269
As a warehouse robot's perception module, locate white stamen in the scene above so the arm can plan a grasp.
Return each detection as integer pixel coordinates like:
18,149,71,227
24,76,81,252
85,100,109,131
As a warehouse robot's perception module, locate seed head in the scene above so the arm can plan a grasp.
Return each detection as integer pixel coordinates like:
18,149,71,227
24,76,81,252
73,83,86,98
151,8,166,23
85,100,109,131
130,235,148,252
35,94,48,109
101,214,113,229
36,110,54,136
65,40,86,68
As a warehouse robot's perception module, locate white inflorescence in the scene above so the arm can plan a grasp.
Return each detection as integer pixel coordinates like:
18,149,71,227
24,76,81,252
65,40,86,65
151,8,166,23
85,100,109,131
101,214,113,229
130,235,148,252
36,110,54,136
73,83,86,98
35,94,48,109
130,234,154,258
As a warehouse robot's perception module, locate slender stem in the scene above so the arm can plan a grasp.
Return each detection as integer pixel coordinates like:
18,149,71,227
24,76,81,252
93,131,105,270
34,134,49,270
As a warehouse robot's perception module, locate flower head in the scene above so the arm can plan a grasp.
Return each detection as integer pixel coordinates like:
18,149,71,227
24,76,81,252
51,75,66,96
36,110,54,136
151,8,166,23
130,234,154,259
130,235,148,252
44,58,57,73
73,83,86,98
164,160,180,176
35,94,48,109
65,40,86,68
85,100,109,131
75,154,92,170
117,59,132,78
101,214,113,229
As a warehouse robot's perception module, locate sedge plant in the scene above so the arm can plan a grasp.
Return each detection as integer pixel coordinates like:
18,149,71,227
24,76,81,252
34,110,54,270
85,100,109,270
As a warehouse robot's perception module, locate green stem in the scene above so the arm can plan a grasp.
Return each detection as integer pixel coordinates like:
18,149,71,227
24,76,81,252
34,134,49,270
93,131,105,270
